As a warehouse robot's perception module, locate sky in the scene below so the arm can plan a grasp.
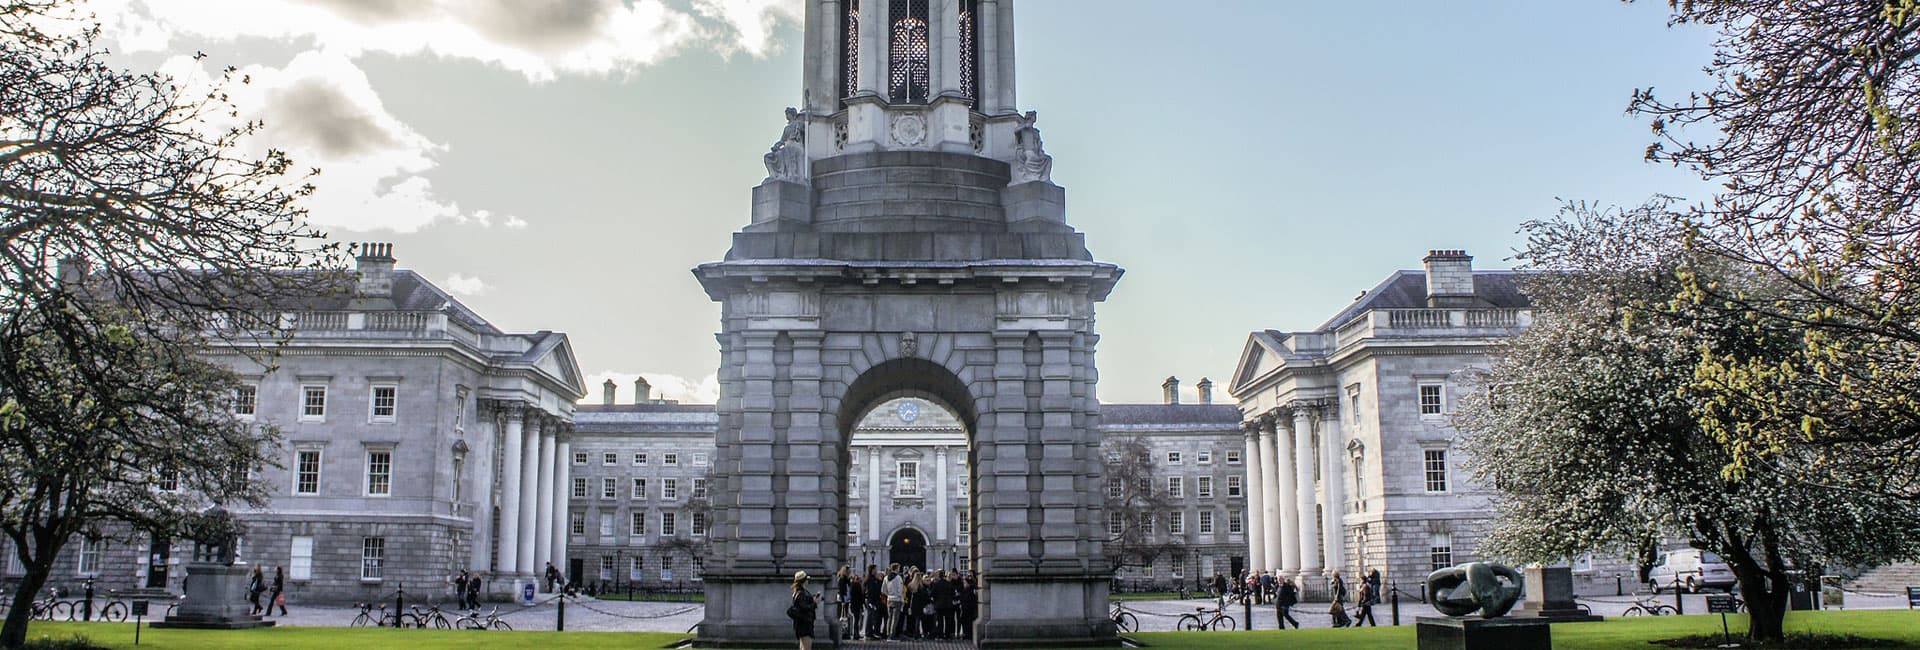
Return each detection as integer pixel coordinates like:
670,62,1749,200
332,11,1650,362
71,0,1719,405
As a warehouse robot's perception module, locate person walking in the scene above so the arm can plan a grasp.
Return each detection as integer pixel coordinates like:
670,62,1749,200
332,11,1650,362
544,562,563,593
957,573,978,640
844,565,867,640
269,566,287,617
465,572,482,610
1275,574,1300,629
246,565,265,616
883,567,905,639
865,566,886,639
1328,571,1352,628
789,571,822,650
1354,570,1379,627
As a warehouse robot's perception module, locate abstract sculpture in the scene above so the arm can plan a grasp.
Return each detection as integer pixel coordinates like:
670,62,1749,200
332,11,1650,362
1426,562,1525,618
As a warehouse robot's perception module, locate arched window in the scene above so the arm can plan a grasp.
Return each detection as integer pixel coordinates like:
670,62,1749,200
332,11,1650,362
888,0,930,104
959,0,979,103
841,2,859,103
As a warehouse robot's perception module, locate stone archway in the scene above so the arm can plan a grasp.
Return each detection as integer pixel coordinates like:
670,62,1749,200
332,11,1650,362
889,527,929,571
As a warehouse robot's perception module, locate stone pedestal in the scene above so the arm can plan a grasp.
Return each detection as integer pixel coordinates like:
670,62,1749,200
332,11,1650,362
976,575,1120,648
1514,566,1603,622
1003,181,1066,231
149,563,273,629
748,180,813,231
1416,616,1550,650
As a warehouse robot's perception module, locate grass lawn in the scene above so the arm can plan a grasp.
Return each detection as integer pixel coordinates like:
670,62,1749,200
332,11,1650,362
2,623,690,649
1127,609,1920,649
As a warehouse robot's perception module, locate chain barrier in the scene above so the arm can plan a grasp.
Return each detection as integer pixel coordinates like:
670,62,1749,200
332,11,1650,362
561,596,701,620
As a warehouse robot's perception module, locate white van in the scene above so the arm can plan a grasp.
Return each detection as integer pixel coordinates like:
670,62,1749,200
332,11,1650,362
1647,549,1737,592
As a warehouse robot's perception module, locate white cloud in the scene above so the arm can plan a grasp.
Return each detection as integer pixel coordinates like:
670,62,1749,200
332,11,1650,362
693,0,804,58
444,273,489,296
504,215,530,230
585,371,719,405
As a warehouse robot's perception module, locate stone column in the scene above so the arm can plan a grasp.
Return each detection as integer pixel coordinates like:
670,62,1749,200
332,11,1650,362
496,406,526,575
1277,418,1300,574
535,421,556,582
978,0,1001,113
1257,417,1284,574
858,0,883,94
868,445,882,542
1240,424,1265,574
936,446,950,542
1318,407,1347,577
1292,408,1320,577
517,414,542,575
552,431,572,577
469,403,499,574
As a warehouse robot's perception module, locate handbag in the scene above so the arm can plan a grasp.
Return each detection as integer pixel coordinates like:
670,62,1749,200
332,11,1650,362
274,594,286,608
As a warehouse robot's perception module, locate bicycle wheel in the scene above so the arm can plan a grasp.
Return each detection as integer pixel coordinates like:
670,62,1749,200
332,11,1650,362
1177,614,1203,631
1214,615,1236,631
1622,606,1646,616
431,614,452,630
350,613,372,627
1115,611,1138,633
100,601,128,622
490,619,513,631
1654,605,1678,616
50,601,73,621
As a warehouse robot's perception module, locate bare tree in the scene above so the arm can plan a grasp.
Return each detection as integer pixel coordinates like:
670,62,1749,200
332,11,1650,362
1100,436,1180,584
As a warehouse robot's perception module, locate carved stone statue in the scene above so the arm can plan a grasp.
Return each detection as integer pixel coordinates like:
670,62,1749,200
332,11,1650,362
901,331,918,358
1427,562,1525,618
1012,111,1053,184
764,107,808,183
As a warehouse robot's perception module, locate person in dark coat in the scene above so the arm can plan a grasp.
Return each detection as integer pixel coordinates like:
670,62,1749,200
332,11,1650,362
864,566,887,639
790,571,821,650
1328,571,1352,627
1259,570,1276,605
464,572,482,610
844,566,867,639
957,573,978,640
1275,574,1301,629
932,571,957,639
246,565,265,616
269,566,287,616
1354,572,1379,626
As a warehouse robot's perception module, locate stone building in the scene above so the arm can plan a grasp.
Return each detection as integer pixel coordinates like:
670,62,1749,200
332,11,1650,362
1,245,586,603
1227,250,1534,596
1099,378,1248,591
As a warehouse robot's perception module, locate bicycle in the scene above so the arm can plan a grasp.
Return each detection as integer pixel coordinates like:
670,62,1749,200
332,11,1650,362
411,604,453,629
349,602,378,627
1108,601,1138,634
1177,605,1236,631
454,606,512,631
1621,591,1678,616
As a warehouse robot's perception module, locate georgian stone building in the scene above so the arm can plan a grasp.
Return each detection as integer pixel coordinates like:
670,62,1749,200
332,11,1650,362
1228,250,1533,596
0,246,586,603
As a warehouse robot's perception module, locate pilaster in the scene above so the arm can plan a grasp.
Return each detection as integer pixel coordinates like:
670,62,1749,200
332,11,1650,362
1291,407,1319,577
495,404,526,575
1241,422,1265,574
1258,415,1284,574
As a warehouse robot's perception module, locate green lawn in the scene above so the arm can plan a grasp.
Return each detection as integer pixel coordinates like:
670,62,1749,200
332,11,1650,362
8,609,1918,649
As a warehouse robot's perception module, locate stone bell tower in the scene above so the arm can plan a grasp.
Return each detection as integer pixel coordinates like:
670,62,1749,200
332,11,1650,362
695,0,1121,646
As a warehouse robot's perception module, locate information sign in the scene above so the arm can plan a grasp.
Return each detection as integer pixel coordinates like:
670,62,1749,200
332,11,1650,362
1706,594,1738,614
1907,586,1919,609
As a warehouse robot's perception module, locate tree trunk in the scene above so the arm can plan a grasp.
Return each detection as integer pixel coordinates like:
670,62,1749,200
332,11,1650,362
1728,560,1786,642
1,564,55,649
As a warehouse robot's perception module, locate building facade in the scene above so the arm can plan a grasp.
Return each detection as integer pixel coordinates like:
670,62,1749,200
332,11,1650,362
1228,250,1532,596
1,245,586,603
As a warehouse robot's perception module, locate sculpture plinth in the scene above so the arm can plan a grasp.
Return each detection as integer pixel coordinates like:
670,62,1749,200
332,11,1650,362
1416,615,1551,650
148,563,274,630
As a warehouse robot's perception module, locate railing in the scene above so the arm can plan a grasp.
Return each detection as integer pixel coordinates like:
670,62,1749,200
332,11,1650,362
366,311,428,331
285,311,442,334
1329,309,1531,349
1387,309,1452,329
293,311,350,330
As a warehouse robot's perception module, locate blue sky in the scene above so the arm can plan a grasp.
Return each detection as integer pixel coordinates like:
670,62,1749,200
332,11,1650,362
85,0,1716,404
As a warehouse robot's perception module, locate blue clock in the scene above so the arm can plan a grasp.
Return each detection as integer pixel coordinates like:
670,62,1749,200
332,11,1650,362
896,401,920,423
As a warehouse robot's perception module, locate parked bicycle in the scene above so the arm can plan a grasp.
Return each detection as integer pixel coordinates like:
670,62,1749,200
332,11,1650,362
410,604,453,630
1621,591,1678,616
1177,605,1237,631
348,602,416,627
1108,601,1138,634
453,606,513,631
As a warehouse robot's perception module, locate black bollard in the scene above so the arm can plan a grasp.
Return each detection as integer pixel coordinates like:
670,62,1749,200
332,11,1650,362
1673,577,1684,616
1390,587,1400,626
1242,588,1252,631
84,578,95,622
394,584,406,628
1616,574,1623,596
558,594,566,631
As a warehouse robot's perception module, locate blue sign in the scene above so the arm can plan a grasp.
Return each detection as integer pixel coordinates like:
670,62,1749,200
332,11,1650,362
521,582,537,606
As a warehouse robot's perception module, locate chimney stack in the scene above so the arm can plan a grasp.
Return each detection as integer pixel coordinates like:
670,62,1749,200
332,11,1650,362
603,379,617,406
634,376,652,404
1162,376,1181,405
354,242,397,299
1423,249,1475,308
1197,378,1214,405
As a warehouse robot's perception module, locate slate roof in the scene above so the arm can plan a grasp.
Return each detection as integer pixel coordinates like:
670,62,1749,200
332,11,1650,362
1098,404,1241,427
1314,270,1540,331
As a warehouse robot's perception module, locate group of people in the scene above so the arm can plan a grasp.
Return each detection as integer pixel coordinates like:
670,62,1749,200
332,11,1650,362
244,565,288,618
789,564,980,648
1213,567,1384,629
450,570,486,610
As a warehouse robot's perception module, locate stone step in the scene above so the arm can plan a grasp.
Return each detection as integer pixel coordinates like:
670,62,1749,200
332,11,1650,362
1844,562,1920,594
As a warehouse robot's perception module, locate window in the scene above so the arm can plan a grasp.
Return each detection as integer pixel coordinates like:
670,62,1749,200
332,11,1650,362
851,473,861,494
1430,532,1454,572
662,479,678,500
958,511,970,541
602,478,617,499
365,449,392,496
661,512,677,536
1226,450,1242,464
1419,384,1445,416
631,511,647,537
1424,450,1449,493
692,477,708,499
233,385,257,417
361,537,386,580
289,536,313,580
1197,476,1213,498
1226,475,1242,497
369,384,397,422
1107,512,1124,536
896,461,920,496
1197,450,1212,464
663,453,679,466
599,513,614,538
1198,510,1215,534
849,513,861,541
692,452,709,467
599,555,615,581
1105,451,1121,464
632,478,648,499
633,452,648,466
1349,385,1363,425
630,557,645,582
886,0,931,104
1106,478,1122,499
77,538,104,575
1168,512,1184,535
571,514,585,536
572,477,587,499
301,385,327,420
158,468,179,492
573,451,588,465
1166,477,1183,498
603,452,617,466
452,454,465,504
5,547,20,575
453,386,468,431
692,512,707,536
1166,451,1182,465
1136,478,1151,496
1228,510,1244,534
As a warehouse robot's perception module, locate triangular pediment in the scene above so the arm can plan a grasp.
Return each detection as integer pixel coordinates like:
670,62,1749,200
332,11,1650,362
1229,331,1290,397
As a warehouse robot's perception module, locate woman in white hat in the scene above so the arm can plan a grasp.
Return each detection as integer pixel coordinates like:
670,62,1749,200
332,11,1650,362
789,571,822,649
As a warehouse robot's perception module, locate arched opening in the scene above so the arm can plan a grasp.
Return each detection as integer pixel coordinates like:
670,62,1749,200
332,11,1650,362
887,0,931,104
889,527,929,570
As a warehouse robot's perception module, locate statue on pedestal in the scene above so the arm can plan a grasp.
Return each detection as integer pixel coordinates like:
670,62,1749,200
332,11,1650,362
1427,562,1525,618
1012,111,1053,184
764,107,808,183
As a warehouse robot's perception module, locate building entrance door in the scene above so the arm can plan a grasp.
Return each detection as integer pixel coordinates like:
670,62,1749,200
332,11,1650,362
145,533,169,589
568,558,584,588
889,528,928,571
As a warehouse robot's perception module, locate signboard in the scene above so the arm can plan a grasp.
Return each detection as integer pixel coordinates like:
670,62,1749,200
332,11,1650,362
1706,594,1738,614
1907,587,1919,609
520,582,536,607
130,601,149,617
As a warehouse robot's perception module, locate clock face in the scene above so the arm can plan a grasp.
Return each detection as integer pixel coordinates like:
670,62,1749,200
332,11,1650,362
896,401,920,423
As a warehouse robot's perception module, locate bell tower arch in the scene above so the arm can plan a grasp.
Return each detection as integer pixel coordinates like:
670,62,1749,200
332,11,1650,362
696,1,1121,646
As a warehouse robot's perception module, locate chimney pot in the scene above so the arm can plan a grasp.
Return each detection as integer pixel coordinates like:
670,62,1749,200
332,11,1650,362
602,379,617,406
1162,376,1181,405
354,242,397,299
634,376,652,404
1196,378,1214,405
1422,249,1476,308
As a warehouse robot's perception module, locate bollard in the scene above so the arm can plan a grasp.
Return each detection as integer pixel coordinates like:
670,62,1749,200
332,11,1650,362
1673,577,1684,616
1242,589,1252,631
558,594,566,632
394,584,406,628
1616,574,1623,596
84,578,95,622
1391,587,1400,626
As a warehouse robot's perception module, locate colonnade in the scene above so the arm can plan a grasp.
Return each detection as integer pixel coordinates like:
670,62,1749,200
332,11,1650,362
468,401,572,588
1241,402,1347,585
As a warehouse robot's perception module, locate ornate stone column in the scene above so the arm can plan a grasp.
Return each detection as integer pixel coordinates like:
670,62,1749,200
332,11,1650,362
469,402,499,574
936,445,950,542
1257,416,1284,574
517,414,542,575
869,445,883,543
1240,423,1265,574
1318,406,1347,577
552,428,572,578
535,419,557,582
1292,407,1320,577
496,405,526,575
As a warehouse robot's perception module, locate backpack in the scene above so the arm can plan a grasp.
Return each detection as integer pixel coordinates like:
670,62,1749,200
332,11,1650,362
788,591,816,622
